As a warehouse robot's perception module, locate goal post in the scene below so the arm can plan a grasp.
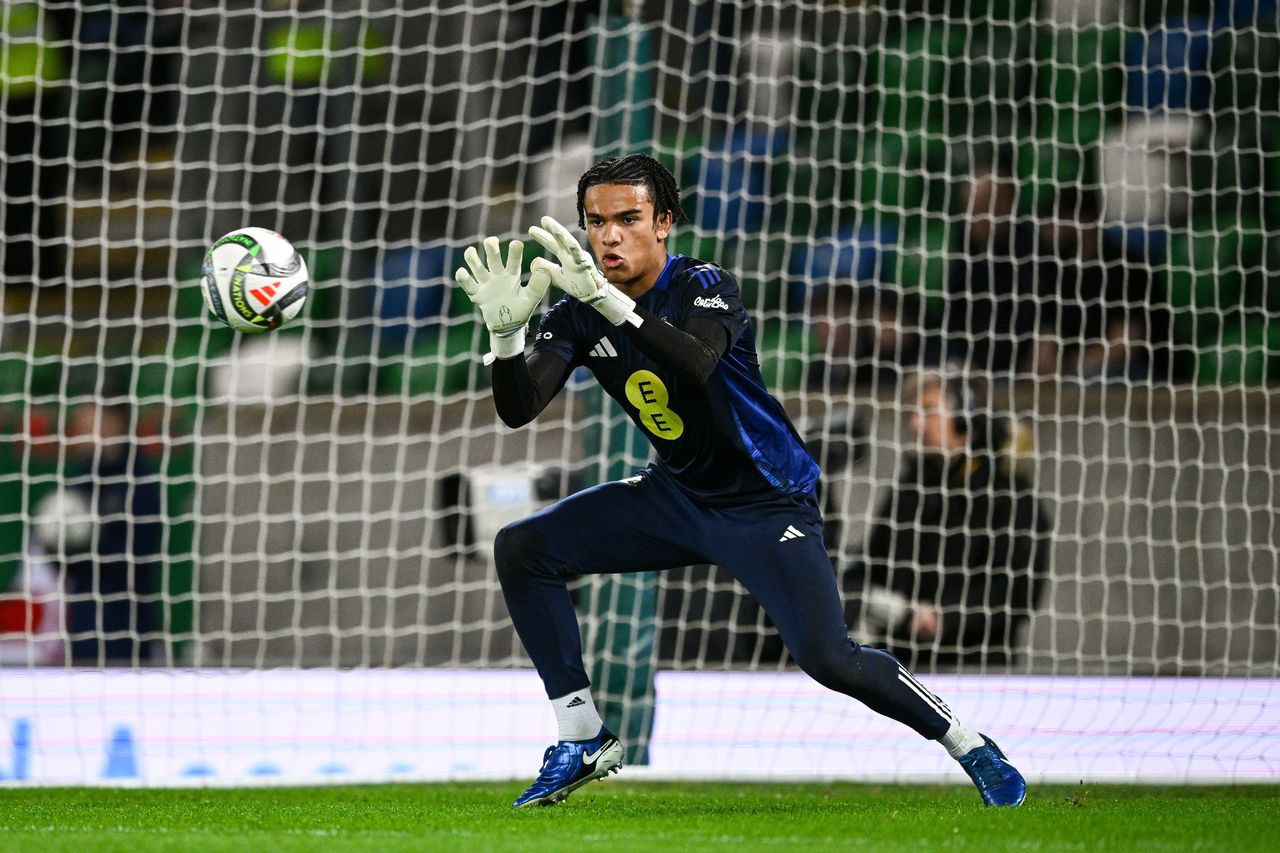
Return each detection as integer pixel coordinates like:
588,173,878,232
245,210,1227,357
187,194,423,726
0,1,1276,785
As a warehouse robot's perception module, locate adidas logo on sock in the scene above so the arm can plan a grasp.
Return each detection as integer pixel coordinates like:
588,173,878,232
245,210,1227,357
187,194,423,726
778,525,805,542
589,337,618,358
565,696,586,708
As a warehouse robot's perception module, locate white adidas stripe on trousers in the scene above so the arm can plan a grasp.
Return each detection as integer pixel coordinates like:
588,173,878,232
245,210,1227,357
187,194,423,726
897,666,956,725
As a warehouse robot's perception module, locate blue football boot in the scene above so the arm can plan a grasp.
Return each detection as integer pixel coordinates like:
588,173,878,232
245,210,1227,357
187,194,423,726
512,727,624,807
958,734,1027,807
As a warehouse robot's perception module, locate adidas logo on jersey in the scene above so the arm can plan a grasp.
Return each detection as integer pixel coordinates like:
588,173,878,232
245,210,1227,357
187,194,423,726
778,525,806,542
589,337,618,358
693,295,730,311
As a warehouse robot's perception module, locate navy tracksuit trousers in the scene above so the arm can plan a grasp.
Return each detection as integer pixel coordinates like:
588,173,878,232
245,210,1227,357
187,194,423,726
493,464,954,740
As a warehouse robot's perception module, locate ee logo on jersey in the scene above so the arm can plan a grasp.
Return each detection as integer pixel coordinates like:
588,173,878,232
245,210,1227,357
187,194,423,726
625,370,684,440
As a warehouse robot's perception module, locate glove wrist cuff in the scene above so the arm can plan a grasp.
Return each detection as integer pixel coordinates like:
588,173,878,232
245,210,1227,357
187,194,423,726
587,282,641,327
485,326,526,364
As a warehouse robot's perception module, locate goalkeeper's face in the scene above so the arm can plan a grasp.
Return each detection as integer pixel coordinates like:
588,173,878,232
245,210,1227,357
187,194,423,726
583,183,674,292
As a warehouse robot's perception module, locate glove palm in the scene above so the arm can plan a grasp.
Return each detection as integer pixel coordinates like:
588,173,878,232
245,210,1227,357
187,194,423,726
454,237,551,360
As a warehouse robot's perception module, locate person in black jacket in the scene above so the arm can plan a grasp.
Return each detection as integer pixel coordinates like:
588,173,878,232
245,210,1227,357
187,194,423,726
847,373,1051,669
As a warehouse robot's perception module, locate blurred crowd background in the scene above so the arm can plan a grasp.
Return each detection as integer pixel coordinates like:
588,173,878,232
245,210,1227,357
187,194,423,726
0,0,1276,667
1,1,1277,394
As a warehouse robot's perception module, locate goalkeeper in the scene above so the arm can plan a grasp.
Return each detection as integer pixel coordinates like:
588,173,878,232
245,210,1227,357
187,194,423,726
454,154,1026,809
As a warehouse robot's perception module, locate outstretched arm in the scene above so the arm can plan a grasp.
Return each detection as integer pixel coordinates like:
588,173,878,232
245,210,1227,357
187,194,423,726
491,350,574,429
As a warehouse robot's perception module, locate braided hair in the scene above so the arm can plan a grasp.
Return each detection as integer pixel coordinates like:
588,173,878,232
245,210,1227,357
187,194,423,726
576,154,687,229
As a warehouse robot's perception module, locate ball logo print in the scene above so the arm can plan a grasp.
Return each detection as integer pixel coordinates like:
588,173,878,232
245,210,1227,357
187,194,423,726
249,281,282,309
201,227,309,333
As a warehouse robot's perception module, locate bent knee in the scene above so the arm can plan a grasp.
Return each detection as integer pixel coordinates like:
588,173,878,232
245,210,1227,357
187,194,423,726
493,519,550,576
791,638,862,690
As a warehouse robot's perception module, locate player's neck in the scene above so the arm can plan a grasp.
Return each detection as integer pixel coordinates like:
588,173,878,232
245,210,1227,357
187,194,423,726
616,278,656,300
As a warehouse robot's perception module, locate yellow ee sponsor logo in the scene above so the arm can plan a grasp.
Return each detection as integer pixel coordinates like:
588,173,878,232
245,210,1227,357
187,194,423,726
625,370,684,440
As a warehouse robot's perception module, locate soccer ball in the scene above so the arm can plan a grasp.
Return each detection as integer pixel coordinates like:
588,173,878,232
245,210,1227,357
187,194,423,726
201,227,309,333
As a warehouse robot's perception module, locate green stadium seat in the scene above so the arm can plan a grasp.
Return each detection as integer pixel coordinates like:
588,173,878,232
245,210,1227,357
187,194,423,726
1196,318,1279,387
1166,218,1270,384
755,318,812,393
852,134,927,229
1036,26,1125,150
378,320,484,398
890,215,950,319
872,23,965,139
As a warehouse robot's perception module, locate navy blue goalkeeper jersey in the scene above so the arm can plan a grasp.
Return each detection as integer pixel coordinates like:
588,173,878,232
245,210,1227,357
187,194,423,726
531,254,819,504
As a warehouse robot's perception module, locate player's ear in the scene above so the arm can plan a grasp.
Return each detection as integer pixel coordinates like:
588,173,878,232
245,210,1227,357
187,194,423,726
655,209,673,241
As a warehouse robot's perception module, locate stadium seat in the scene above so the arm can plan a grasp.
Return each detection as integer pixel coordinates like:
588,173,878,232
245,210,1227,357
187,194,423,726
756,318,812,393
688,126,788,236
378,319,483,398
853,134,927,229
1213,0,1280,30
872,23,964,139
1164,217,1268,382
1037,25,1125,149
890,216,949,320
955,10,1039,141
1210,24,1280,115
1195,318,1280,386
785,223,898,313
133,326,204,404
1124,17,1214,113
374,244,458,355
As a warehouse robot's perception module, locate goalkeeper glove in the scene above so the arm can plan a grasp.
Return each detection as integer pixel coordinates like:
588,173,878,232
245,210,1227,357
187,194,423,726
527,216,641,328
454,236,551,362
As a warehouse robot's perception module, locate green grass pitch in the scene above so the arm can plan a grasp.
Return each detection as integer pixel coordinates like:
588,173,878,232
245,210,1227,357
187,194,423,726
2,782,1276,851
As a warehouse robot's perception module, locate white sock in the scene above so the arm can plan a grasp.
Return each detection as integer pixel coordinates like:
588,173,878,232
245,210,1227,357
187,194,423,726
938,722,986,759
552,688,604,742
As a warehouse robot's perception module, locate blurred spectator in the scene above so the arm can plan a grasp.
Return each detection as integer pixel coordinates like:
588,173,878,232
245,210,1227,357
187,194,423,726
808,283,941,393
943,157,1039,380
1032,187,1171,381
0,538,65,666
60,400,163,665
845,373,1051,669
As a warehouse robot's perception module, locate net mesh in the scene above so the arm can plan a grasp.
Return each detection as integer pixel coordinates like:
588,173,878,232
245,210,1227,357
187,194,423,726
0,0,1276,779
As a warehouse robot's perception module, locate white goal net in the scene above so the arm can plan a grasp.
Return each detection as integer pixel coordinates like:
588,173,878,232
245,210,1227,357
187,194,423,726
0,0,1276,784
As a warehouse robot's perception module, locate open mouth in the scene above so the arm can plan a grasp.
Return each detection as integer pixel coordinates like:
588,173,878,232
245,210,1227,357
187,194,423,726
602,253,624,270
